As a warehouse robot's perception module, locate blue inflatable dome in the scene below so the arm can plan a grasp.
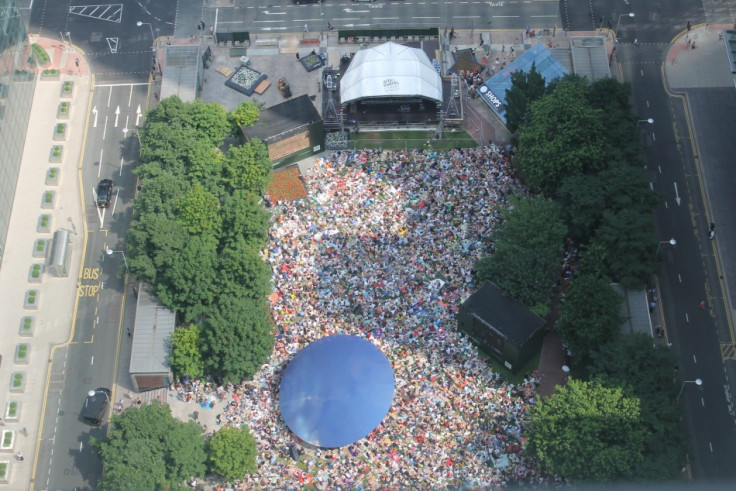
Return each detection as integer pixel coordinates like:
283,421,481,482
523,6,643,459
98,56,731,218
279,335,395,448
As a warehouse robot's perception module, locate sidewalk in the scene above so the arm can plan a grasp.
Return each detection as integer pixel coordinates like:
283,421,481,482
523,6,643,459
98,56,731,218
0,38,91,487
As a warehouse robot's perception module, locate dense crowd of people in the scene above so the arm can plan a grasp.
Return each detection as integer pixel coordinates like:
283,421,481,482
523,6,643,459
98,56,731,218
180,146,555,488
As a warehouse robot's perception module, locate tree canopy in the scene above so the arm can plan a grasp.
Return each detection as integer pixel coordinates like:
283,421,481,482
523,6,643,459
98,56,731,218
170,324,205,379
504,61,548,134
126,97,274,381
475,196,566,307
529,378,646,482
556,274,623,366
93,403,206,490
514,75,608,195
207,427,258,482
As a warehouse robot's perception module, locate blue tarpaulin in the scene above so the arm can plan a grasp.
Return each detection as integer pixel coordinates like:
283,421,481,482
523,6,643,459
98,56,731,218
478,43,568,123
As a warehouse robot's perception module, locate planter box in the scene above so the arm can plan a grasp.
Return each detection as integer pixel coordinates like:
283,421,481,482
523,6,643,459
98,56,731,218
14,344,30,365
0,431,13,452
9,372,25,393
60,81,74,99
53,123,67,141
19,317,34,337
46,167,60,186
41,190,56,209
0,460,10,483
33,238,48,258
41,69,60,81
32,43,50,65
24,289,39,310
57,101,70,119
5,401,20,421
37,214,52,233
49,145,63,163
28,263,43,284
12,70,33,81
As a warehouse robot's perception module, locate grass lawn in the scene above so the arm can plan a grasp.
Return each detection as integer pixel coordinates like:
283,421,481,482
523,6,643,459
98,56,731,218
349,130,478,150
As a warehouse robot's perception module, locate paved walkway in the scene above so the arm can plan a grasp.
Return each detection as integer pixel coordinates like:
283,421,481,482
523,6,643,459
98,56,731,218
0,38,91,487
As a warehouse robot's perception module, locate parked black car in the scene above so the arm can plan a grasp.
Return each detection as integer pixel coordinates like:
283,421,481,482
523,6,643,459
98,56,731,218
96,179,113,208
81,388,111,426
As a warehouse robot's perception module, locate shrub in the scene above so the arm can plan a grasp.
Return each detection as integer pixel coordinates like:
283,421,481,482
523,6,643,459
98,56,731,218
40,215,49,226
59,102,69,112
11,373,22,388
48,168,57,179
63,81,72,93
16,344,28,359
31,264,41,278
44,192,53,203
36,240,45,251
2,432,11,447
56,123,66,134
27,291,36,303
52,145,62,157
22,318,32,330
32,43,50,64
8,401,18,415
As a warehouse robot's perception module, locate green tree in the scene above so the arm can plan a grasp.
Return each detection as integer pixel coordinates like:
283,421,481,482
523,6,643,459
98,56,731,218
220,190,270,248
157,235,220,322
170,324,205,379
126,214,189,284
514,75,608,195
202,297,274,382
588,335,686,479
557,274,623,365
504,61,548,134
222,140,272,195
593,207,658,287
146,96,231,146
476,196,566,306
587,77,641,163
176,182,222,236
217,237,271,301
207,426,258,482
528,378,645,482
231,100,261,128
93,403,206,490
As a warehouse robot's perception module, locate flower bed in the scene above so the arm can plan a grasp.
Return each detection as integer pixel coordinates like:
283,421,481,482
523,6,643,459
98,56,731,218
266,166,307,202
225,66,267,96
300,53,326,72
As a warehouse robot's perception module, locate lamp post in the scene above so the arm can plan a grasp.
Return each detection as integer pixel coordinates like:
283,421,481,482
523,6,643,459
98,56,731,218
656,237,677,255
105,248,129,273
615,12,635,41
136,21,155,50
677,378,703,401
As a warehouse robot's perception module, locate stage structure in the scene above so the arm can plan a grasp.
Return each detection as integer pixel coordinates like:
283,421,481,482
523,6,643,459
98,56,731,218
339,42,443,127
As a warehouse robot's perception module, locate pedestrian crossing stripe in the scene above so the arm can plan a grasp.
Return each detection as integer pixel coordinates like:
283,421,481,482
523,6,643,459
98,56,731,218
69,4,123,24
721,343,736,360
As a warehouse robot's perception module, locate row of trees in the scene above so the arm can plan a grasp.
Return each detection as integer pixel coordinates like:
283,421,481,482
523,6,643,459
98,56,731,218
476,71,685,482
92,404,257,489
126,96,274,383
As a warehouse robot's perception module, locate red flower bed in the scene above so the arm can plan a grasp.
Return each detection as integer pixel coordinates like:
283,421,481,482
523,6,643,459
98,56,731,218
267,166,307,202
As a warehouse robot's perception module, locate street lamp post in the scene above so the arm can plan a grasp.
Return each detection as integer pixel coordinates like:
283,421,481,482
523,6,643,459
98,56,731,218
136,21,155,50
656,237,677,255
615,12,635,41
105,248,129,273
677,378,703,401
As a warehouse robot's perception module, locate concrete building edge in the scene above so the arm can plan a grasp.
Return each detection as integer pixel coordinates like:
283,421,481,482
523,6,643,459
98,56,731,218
28,74,97,491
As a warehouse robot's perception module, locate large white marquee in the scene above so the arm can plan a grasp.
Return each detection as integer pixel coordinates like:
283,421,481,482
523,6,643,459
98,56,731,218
339,42,443,104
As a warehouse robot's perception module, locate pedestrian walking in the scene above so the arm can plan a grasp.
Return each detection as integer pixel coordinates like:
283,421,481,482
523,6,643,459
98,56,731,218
16,451,23,462
193,410,199,421
304,24,309,32
296,52,300,60
699,300,706,310
127,328,131,337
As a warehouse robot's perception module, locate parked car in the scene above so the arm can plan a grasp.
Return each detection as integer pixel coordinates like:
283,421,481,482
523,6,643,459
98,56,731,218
96,179,113,208
81,388,111,426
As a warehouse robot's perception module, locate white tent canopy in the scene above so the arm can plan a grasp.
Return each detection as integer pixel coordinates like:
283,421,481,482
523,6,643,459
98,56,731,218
340,42,443,104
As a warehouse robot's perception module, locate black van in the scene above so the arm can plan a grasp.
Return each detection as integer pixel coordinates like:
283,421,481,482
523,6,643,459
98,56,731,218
81,388,111,426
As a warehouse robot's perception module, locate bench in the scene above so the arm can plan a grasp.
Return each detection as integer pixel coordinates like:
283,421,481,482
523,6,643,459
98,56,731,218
254,79,271,94
215,65,234,77
254,38,278,47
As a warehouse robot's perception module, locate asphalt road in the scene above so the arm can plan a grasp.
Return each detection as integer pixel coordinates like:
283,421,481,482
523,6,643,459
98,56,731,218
207,0,560,33
562,0,736,480
26,0,176,83
33,83,147,490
